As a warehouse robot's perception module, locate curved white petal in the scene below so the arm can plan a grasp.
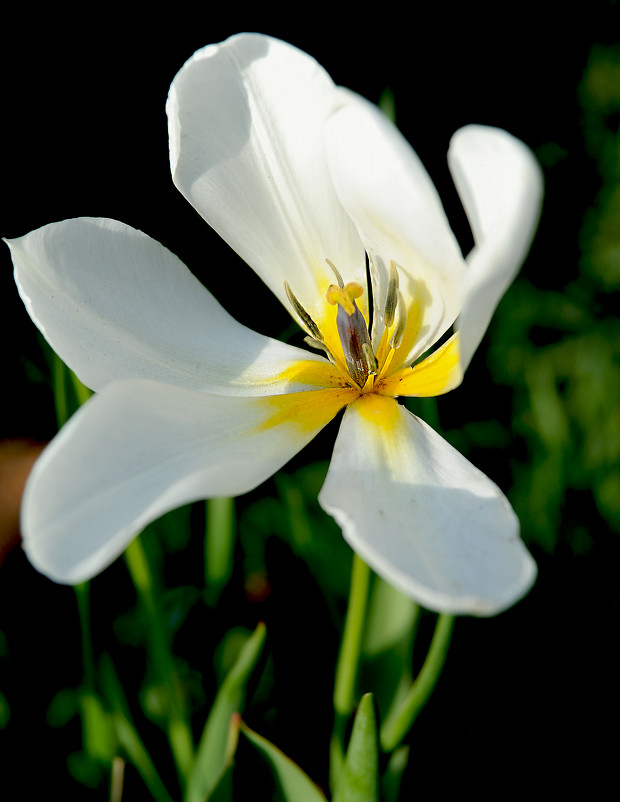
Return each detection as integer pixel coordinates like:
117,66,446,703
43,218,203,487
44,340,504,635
448,125,543,371
23,378,354,584
7,218,331,395
318,395,536,615
167,33,366,326
325,92,465,365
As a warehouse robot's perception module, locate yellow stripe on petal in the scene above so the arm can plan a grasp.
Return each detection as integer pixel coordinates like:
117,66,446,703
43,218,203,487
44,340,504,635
379,333,463,398
351,392,401,433
256,386,360,434
272,358,353,391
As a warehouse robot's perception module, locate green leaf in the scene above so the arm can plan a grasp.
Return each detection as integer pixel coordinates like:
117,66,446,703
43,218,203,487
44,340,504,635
381,745,410,802
47,687,79,728
333,693,379,802
240,723,328,802
205,762,236,802
185,622,266,802
99,654,174,802
80,690,115,762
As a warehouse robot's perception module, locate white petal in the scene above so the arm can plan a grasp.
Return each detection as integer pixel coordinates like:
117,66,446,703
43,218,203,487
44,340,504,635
448,125,543,370
7,218,330,395
23,378,354,584
167,33,366,325
325,92,465,363
318,395,536,615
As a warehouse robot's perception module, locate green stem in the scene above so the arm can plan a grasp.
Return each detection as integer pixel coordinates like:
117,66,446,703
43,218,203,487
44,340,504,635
380,614,455,752
75,583,95,691
75,581,112,762
330,553,372,790
70,367,93,407
204,497,235,606
52,352,69,428
124,537,194,785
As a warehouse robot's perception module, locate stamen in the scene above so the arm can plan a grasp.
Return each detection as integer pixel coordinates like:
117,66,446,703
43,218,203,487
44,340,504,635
325,258,345,289
390,290,407,349
365,252,374,340
304,335,336,364
285,281,323,341
384,261,400,328
362,342,378,374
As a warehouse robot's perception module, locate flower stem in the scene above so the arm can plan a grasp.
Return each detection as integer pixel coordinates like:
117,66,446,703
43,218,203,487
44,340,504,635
52,351,70,428
204,497,235,606
379,613,455,752
124,536,194,785
74,582,95,691
74,581,115,764
330,552,372,790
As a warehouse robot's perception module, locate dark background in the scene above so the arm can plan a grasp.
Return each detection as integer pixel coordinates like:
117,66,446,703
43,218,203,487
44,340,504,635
2,4,618,798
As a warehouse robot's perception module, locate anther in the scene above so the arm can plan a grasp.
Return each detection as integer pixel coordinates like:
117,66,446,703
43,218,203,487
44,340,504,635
389,291,407,349
285,281,323,341
362,342,378,374
384,261,400,328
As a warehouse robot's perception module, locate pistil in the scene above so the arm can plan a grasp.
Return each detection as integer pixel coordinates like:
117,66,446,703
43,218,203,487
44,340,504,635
285,260,408,392
327,282,375,388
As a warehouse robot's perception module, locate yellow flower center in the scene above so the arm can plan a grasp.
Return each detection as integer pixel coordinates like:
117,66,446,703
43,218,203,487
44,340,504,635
284,258,462,402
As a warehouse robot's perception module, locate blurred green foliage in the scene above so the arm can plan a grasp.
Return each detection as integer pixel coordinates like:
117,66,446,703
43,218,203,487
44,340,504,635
482,44,620,555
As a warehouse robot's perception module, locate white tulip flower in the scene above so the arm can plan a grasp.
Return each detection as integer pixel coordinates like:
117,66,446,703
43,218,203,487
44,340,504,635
7,33,542,615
